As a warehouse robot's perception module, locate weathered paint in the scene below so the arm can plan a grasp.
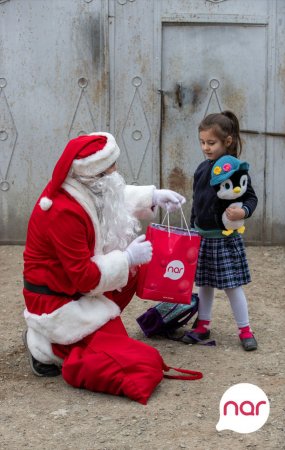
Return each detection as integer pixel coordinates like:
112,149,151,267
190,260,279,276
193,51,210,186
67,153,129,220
0,0,109,243
0,0,284,244
110,0,285,244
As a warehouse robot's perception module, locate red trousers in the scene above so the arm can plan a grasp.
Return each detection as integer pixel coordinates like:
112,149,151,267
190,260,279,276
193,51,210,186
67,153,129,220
51,272,160,400
50,273,201,403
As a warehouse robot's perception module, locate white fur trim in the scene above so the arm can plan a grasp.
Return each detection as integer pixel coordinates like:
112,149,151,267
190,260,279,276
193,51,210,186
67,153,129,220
90,250,129,295
63,177,103,252
124,185,157,220
72,132,120,177
27,328,63,365
24,295,121,345
39,197,53,211
63,179,157,250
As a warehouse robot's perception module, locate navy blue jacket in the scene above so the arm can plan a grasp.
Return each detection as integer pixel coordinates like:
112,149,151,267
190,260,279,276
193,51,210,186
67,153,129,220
190,159,258,230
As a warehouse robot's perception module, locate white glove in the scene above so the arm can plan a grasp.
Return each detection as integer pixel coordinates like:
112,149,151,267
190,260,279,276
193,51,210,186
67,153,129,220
152,189,186,212
124,234,153,267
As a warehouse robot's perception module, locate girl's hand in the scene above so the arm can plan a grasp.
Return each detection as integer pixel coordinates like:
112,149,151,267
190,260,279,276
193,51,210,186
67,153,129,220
225,205,245,221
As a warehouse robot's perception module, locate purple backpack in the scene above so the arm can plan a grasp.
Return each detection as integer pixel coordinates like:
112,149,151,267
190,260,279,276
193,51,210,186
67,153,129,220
136,294,199,339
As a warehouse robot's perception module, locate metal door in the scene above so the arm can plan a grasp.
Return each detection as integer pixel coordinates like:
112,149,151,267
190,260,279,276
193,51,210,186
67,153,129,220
109,0,285,244
159,2,285,244
0,0,108,243
1,0,285,244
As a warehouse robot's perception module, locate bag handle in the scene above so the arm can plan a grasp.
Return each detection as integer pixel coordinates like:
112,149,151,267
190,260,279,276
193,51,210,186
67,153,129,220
164,365,203,380
162,208,192,239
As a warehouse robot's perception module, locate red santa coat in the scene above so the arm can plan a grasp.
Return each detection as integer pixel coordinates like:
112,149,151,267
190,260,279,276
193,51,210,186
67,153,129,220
23,176,156,364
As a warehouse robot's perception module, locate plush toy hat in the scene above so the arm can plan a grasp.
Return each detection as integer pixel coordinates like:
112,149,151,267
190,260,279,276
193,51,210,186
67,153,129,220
210,155,249,186
39,132,120,211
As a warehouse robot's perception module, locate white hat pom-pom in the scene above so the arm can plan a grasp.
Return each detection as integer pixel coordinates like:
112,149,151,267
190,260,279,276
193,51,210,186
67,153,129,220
39,197,53,211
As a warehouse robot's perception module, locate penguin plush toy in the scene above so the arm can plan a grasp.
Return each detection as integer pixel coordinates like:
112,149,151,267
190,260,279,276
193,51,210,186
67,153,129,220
210,155,250,236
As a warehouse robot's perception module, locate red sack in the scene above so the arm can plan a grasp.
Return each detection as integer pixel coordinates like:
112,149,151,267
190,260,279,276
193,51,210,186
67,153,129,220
136,222,201,304
60,317,202,405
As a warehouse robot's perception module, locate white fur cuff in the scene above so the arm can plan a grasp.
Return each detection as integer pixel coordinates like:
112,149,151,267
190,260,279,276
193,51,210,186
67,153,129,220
124,185,157,221
90,250,129,295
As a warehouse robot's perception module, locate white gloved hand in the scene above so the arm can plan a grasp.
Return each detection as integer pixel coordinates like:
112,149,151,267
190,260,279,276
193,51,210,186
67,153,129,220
152,189,186,212
124,234,153,267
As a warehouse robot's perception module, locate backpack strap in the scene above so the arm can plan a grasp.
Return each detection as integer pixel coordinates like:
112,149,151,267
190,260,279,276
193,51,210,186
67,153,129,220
160,303,180,321
163,365,203,380
168,308,198,329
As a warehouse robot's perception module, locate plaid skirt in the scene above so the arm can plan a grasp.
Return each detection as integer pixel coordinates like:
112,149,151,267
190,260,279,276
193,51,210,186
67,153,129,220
195,234,251,289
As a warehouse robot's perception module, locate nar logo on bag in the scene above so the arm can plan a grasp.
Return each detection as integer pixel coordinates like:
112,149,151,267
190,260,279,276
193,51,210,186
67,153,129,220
164,260,185,280
136,223,201,304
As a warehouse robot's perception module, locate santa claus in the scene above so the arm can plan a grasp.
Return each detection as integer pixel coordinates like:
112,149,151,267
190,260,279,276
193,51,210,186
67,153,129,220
22,132,186,402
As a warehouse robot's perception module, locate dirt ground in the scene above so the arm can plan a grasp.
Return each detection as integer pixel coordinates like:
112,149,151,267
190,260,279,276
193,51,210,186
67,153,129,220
0,245,284,450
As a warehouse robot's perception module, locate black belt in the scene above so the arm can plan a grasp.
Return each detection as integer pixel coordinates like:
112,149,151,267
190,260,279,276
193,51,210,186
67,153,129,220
23,279,82,299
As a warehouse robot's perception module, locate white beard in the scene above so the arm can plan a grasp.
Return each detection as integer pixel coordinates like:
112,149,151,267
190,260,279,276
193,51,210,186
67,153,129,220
73,171,141,253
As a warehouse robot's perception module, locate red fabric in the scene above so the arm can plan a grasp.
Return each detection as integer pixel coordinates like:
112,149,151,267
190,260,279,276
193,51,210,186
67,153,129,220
23,188,101,300
193,319,211,334
137,224,201,304
46,135,108,202
24,271,137,316
23,289,72,315
75,136,107,159
53,317,164,405
163,366,203,380
52,317,128,358
105,270,138,311
239,325,254,340
23,176,202,404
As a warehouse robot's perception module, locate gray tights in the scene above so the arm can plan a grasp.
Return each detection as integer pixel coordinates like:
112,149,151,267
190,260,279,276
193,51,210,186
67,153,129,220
198,285,250,328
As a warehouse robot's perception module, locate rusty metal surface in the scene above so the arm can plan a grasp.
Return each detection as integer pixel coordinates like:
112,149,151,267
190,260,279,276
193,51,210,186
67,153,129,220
109,0,158,188
157,0,285,244
0,0,108,243
1,0,285,244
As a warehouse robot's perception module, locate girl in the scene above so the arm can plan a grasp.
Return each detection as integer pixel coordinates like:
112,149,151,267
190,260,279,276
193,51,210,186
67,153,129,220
185,111,258,351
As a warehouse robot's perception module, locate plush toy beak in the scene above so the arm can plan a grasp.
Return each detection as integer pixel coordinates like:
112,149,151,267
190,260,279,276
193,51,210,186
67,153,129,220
233,187,241,193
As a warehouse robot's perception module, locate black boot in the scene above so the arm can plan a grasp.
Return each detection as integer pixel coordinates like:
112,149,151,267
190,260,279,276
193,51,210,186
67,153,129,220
240,336,258,351
22,330,61,377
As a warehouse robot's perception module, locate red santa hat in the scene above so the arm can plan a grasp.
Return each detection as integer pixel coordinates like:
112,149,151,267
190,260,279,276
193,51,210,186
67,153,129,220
39,132,120,211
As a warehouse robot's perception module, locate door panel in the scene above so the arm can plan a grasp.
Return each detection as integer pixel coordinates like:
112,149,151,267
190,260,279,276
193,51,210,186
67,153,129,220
161,22,267,243
0,0,107,243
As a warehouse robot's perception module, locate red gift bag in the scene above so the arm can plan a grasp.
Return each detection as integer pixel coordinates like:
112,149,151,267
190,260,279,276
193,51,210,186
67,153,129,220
136,218,201,304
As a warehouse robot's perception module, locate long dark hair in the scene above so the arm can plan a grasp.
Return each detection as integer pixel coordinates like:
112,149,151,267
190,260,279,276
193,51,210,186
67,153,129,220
198,110,242,157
